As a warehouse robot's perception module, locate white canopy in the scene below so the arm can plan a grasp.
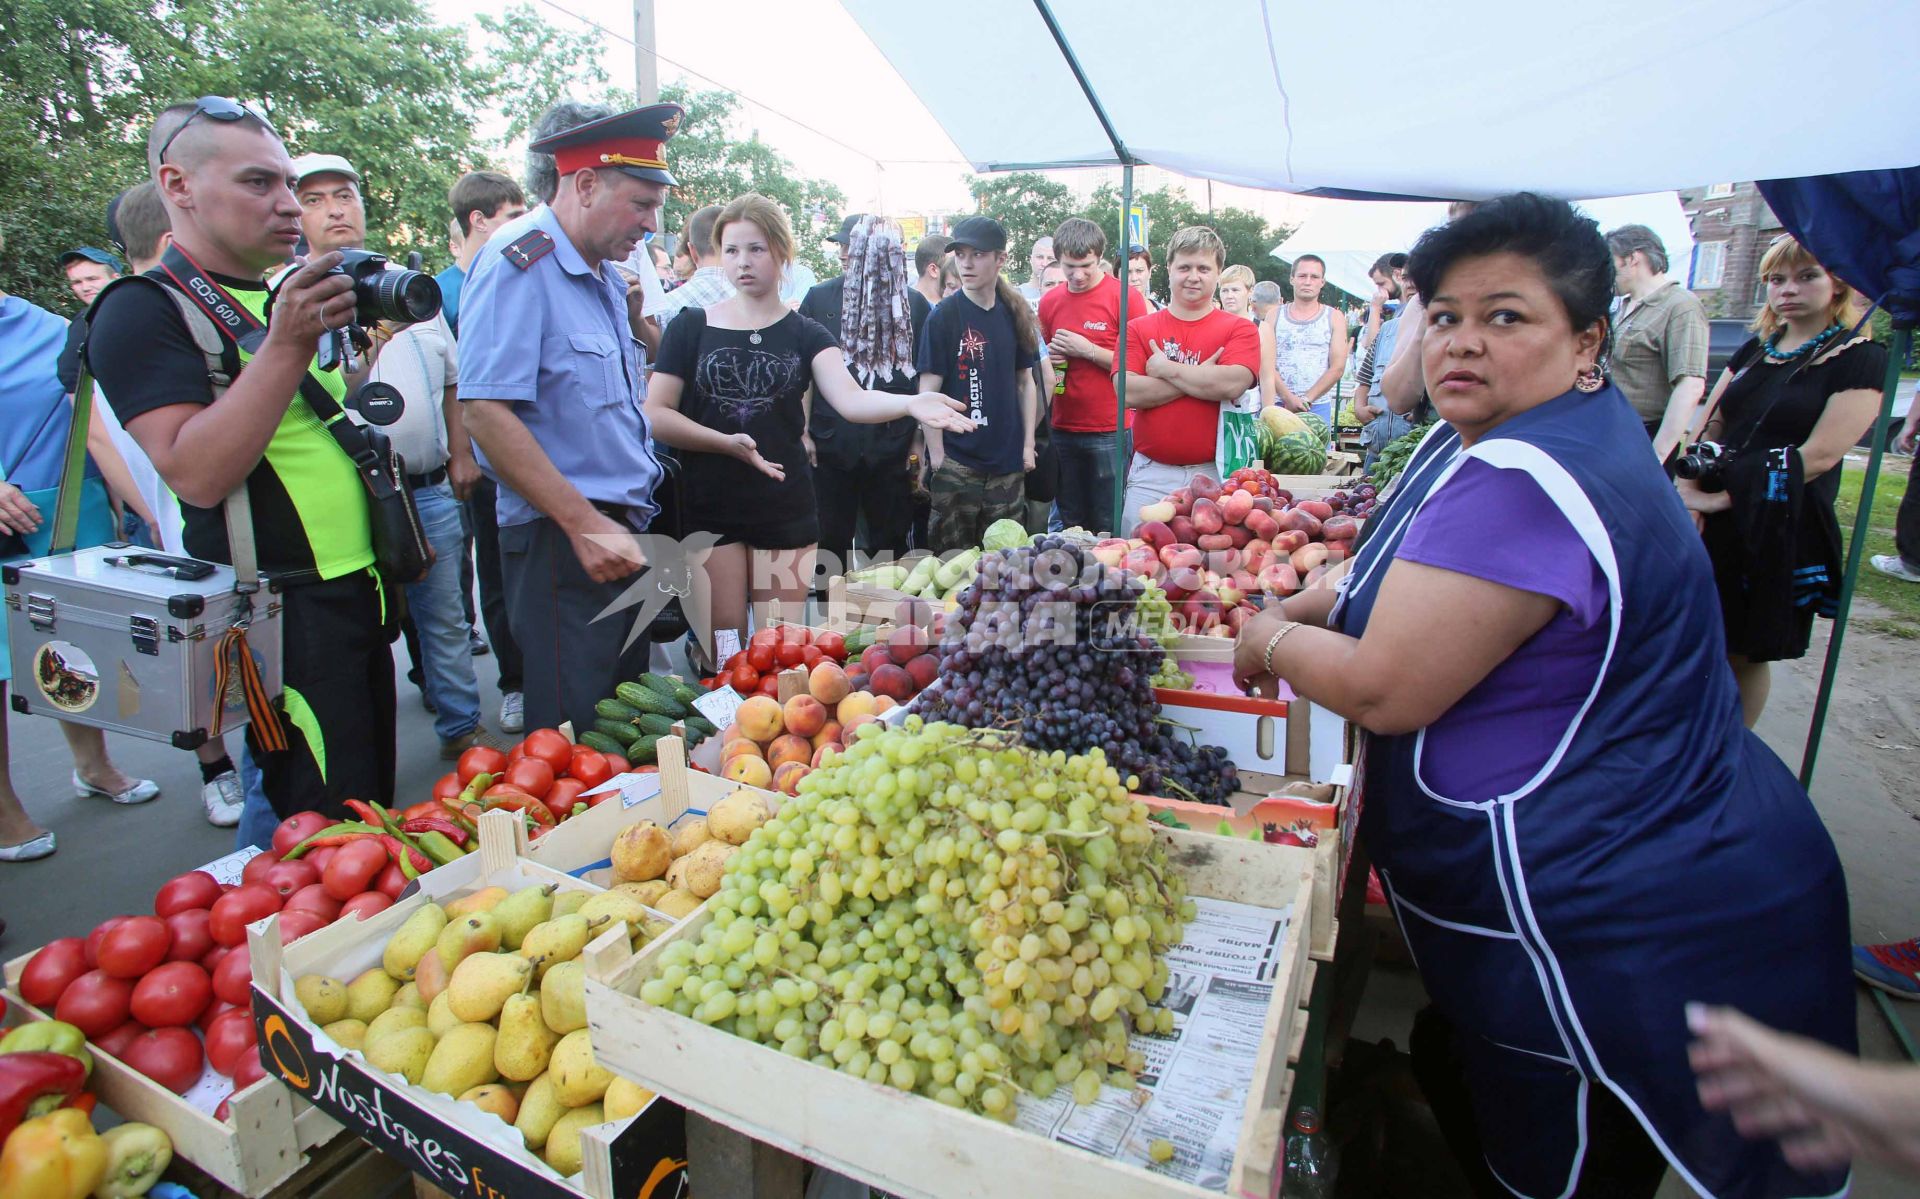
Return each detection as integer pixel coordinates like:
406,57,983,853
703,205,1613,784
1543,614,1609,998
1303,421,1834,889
1273,193,1696,299
841,0,1919,198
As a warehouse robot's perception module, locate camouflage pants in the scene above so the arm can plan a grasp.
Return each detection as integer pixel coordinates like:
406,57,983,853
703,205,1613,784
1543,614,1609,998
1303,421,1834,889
929,461,1026,553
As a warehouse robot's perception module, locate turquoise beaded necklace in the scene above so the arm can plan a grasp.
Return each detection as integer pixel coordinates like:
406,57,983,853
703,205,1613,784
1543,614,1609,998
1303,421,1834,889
1760,321,1843,364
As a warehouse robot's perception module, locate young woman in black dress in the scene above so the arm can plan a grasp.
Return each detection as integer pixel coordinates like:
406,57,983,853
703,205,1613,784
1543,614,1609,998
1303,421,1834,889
645,194,972,655
1677,235,1884,725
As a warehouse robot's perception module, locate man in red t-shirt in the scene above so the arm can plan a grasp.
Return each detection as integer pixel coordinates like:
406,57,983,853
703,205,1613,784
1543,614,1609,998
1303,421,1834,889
1038,217,1150,534
1116,226,1261,527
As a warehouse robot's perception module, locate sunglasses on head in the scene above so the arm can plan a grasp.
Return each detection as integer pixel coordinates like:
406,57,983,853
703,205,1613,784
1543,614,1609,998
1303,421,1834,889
157,96,277,165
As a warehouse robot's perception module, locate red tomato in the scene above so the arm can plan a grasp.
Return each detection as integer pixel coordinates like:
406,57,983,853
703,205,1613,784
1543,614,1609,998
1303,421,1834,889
431,772,463,802
212,946,255,1007
546,777,589,820
722,651,746,672
163,910,215,964
522,729,573,773
197,999,238,1033
731,663,760,694
153,871,222,917
283,884,343,923
85,917,133,969
271,812,332,857
215,1093,234,1122
339,892,394,921
259,859,320,901
373,862,406,899
507,740,527,765
231,1049,267,1091
775,642,806,668
209,884,283,948
131,961,213,1028
277,909,329,945
97,916,173,979
96,1019,147,1059
814,630,846,661
757,674,781,697
567,747,614,790
240,850,283,887
746,643,776,672
321,839,388,901
800,645,826,669
750,628,778,650
403,800,442,823
604,752,630,774
503,757,555,800
307,845,338,877
200,944,230,976
122,1026,204,1094
206,1008,259,1077
457,745,509,785
19,937,88,1009
55,970,134,1037
777,624,810,646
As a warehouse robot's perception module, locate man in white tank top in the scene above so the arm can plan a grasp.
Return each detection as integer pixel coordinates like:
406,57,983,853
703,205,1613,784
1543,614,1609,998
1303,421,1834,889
1270,253,1348,426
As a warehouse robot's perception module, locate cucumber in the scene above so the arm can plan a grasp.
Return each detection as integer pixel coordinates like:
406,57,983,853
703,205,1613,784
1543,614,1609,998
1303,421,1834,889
636,712,676,738
670,681,701,706
616,681,686,718
627,733,662,764
844,626,877,654
684,714,716,736
578,730,630,757
594,698,642,723
595,717,647,745
638,672,681,697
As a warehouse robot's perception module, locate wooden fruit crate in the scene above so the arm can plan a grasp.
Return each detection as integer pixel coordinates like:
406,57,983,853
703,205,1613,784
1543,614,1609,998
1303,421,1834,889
582,830,1316,1199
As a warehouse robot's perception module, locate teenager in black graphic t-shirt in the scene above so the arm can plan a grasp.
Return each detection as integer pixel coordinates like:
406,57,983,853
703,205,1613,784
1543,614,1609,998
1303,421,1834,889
644,194,972,656
914,216,1038,553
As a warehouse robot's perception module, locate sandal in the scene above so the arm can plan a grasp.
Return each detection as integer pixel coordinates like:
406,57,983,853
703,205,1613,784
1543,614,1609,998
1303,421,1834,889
72,770,160,805
0,832,56,862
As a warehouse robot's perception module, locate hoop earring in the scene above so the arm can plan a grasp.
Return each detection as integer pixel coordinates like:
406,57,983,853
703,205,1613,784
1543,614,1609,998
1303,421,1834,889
1574,364,1604,393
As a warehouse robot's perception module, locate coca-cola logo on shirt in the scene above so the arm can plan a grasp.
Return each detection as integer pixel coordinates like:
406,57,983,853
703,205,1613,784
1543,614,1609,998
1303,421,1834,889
1081,320,1110,332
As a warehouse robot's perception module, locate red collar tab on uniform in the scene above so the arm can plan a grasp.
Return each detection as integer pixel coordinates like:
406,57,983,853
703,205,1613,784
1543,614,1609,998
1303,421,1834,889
551,138,668,177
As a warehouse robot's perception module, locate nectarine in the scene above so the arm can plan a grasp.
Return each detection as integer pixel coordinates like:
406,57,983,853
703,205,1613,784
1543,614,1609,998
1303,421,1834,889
835,692,878,723
766,734,813,771
783,694,828,739
808,662,851,705
734,695,784,742
722,755,772,789
773,762,810,796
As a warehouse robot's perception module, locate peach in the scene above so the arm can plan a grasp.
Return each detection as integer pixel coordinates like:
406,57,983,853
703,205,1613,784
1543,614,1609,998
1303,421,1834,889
1137,501,1176,526
836,692,878,724
871,695,897,714
1090,540,1128,568
1221,490,1254,525
1137,519,1175,550
767,734,813,771
904,653,939,692
808,662,851,706
721,722,747,746
811,721,842,751
842,714,879,742
810,744,840,769
870,663,914,701
773,762,810,796
735,695,784,742
783,694,828,739
1169,516,1197,546
722,738,765,765
1290,543,1330,574
887,625,929,665
859,645,892,676
722,755,772,789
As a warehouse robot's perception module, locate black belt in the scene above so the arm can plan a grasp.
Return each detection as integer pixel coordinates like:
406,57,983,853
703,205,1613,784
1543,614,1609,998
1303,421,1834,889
407,466,448,489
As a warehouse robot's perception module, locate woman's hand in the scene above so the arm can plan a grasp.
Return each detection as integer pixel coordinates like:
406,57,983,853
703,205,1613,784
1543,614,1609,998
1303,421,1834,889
802,432,817,468
909,393,975,435
1675,477,1732,514
1232,605,1290,696
0,481,44,535
726,433,786,482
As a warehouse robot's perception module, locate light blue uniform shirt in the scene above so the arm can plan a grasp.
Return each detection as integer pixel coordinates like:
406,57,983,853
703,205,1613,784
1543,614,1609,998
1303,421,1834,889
456,205,662,528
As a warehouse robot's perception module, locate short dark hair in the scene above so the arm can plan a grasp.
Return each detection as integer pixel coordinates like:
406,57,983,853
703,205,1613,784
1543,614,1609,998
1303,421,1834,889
526,101,612,204
1052,217,1106,262
146,100,273,175
1407,192,1615,333
449,171,526,237
1369,252,1408,277
1292,253,1325,274
685,205,724,264
913,234,952,276
115,182,171,266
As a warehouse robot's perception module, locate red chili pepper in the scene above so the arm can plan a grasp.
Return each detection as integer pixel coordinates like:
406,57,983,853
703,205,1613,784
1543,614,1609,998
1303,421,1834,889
344,798,381,826
402,817,470,847
379,835,431,878
0,1052,87,1143
479,785,557,827
61,1092,97,1117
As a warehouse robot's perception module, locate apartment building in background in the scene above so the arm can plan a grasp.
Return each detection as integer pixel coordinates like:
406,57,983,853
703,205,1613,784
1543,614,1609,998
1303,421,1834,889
1677,182,1785,321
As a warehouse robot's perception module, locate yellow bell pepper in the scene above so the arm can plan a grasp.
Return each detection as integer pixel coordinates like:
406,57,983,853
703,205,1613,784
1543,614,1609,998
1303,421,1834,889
0,1107,107,1199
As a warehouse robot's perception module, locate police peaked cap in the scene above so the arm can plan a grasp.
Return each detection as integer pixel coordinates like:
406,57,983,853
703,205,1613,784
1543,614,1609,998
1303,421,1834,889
531,103,684,187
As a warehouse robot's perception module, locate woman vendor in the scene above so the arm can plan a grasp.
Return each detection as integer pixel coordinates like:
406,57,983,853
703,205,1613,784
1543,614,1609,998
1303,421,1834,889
1233,194,1855,1199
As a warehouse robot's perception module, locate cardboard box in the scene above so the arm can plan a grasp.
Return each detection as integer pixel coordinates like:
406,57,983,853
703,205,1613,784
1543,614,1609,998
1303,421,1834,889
246,813,689,1199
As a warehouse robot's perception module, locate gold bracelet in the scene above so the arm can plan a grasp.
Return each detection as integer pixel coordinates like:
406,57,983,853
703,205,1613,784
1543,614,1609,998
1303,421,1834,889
1262,620,1302,675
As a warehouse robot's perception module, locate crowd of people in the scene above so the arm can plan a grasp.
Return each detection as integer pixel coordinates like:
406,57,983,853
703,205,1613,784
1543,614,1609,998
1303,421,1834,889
0,94,1917,1194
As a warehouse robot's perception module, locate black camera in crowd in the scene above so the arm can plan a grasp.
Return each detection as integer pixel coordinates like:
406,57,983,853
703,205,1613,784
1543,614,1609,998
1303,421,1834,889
1673,440,1731,492
316,249,441,373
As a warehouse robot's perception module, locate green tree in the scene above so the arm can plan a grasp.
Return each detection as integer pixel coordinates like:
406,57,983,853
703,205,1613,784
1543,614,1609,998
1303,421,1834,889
966,173,1078,278
476,3,616,146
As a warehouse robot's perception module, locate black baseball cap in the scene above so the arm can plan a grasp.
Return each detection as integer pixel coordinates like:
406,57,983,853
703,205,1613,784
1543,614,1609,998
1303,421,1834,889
947,216,1008,254
826,213,868,244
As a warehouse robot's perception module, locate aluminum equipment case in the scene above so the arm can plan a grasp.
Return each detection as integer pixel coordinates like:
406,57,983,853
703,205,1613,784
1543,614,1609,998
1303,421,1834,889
4,544,282,747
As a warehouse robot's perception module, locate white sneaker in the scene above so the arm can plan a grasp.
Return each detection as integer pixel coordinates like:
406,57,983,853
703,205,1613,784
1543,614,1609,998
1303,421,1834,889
499,691,525,733
1870,553,1920,584
202,770,245,827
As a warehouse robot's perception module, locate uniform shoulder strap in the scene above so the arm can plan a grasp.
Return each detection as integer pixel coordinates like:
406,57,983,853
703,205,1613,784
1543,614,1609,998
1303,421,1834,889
503,229,555,271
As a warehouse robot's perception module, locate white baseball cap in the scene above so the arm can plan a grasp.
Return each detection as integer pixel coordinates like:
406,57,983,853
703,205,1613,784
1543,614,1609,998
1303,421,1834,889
290,153,360,185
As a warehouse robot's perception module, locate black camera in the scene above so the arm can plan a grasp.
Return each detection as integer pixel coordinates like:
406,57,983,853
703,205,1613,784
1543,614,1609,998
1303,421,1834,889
332,248,441,326
1673,440,1731,491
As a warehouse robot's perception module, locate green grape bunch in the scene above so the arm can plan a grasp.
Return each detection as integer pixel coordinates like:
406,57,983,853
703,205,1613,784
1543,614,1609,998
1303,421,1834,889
640,719,1196,1120
1136,578,1194,689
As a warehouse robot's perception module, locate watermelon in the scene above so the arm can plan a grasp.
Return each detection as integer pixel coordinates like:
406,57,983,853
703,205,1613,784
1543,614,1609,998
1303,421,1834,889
1298,411,1331,449
1268,430,1327,474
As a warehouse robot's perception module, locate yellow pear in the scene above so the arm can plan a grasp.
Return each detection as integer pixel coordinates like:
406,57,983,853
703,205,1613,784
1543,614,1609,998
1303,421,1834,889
427,991,462,1037
321,1019,367,1050
549,1029,613,1107
652,889,702,920
551,891,589,919
544,1102,606,1176
414,947,451,1006
538,960,588,1035
445,886,509,919
365,1025,435,1085
514,1072,566,1150
495,993,560,1082
391,981,425,1011
345,968,400,1024
669,817,710,858
612,820,672,882
364,1006,428,1045
603,1077,655,1122
383,904,448,981
294,975,348,1025
493,883,559,950
460,1083,520,1124
447,952,534,1023
422,1022,498,1097
613,880,670,908
436,911,503,975
520,914,603,980
578,890,649,934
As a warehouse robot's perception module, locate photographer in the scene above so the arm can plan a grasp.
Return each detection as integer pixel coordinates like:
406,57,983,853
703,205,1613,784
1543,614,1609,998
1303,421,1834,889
1677,235,1884,726
87,98,397,821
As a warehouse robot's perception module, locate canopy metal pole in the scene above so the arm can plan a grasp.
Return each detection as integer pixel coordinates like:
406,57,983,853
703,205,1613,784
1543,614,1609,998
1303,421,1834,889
1800,323,1911,786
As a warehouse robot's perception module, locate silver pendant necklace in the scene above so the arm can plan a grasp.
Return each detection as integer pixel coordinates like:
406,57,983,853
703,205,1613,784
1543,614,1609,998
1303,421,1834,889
749,328,763,345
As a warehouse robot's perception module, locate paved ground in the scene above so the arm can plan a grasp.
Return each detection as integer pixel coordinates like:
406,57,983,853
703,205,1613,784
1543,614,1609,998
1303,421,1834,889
0,607,1913,1194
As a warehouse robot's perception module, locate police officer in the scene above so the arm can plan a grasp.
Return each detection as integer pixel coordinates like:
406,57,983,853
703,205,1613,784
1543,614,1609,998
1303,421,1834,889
457,102,676,735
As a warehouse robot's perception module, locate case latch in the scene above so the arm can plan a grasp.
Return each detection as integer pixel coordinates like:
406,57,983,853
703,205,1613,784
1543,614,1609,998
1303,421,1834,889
25,594,55,633
130,615,161,656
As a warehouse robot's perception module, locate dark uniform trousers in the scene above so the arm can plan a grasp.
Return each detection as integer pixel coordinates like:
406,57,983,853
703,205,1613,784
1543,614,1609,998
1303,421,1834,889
500,513,651,736
252,571,397,820
467,474,524,693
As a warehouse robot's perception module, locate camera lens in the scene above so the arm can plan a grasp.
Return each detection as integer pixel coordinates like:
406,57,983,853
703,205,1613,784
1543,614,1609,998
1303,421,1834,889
357,268,441,324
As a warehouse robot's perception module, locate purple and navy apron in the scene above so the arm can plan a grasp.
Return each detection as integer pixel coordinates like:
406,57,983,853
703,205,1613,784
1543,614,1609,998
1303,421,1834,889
1330,388,1854,1199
